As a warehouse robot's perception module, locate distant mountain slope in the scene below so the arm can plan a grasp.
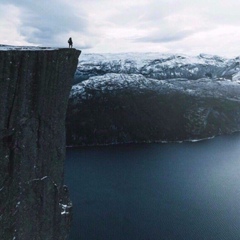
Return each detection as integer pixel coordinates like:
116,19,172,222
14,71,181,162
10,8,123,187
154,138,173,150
67,73,240,146
74,53,240,84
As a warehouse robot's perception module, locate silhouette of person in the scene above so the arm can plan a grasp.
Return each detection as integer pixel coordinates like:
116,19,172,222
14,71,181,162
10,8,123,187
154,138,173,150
68,37,73,48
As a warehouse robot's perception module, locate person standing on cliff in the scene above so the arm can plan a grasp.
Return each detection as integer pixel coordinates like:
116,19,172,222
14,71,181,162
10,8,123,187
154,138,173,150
68,37,73,48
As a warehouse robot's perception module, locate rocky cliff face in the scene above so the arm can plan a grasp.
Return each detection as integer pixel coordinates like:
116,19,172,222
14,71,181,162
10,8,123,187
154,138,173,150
0,46,80,239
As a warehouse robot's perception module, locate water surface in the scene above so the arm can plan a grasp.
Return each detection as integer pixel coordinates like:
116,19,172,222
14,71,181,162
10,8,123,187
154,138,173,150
65,134,240,240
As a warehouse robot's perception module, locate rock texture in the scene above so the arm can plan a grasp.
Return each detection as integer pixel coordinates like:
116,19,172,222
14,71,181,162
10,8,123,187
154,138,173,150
67,73,240,146
0,46,80,239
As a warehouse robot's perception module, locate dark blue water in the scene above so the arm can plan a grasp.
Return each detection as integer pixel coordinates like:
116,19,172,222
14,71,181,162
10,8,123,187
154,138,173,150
65,134,240,240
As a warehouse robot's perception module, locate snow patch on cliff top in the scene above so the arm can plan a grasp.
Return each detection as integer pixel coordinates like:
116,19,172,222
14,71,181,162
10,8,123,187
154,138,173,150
0,45,60,51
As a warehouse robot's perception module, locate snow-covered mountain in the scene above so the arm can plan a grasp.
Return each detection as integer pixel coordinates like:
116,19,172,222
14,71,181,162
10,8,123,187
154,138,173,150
71,73,240,99
67,72,240,146
74,52,240,83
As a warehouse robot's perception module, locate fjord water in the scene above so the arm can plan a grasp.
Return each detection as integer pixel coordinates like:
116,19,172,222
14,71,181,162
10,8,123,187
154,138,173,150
65,134,240,240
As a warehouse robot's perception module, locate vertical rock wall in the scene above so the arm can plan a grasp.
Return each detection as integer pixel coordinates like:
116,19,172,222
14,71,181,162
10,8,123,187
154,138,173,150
0,47,80,239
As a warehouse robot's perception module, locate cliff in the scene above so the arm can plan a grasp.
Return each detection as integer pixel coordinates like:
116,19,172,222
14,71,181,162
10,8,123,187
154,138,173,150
0,46,80,239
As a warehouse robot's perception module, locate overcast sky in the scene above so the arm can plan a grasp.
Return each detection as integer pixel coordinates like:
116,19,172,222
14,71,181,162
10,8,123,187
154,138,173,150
1,0,240,57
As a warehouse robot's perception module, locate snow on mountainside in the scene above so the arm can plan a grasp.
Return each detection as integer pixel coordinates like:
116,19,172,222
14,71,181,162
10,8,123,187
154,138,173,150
71,73,240,100
74,52,240,83
70,73,240,101
68,52,240,146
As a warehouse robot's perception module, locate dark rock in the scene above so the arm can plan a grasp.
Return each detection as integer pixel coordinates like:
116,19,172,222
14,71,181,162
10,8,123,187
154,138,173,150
0,47,80,239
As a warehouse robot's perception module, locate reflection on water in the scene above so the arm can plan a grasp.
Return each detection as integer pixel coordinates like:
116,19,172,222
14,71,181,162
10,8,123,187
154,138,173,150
65,133,240,240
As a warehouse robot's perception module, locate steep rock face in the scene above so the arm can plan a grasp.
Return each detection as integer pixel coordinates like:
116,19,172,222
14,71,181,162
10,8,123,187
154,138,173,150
0,46,80,239
67,73,240,146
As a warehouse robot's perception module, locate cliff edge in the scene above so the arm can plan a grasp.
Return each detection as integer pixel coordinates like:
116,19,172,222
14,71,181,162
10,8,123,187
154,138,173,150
0,46,80,239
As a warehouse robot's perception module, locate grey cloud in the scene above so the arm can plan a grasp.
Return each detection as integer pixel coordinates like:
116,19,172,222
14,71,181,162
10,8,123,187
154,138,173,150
2,0,89,46
2,0,240,53
109,0,240,36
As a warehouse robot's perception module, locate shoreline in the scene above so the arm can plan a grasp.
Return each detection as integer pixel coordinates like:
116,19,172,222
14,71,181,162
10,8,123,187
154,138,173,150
66,135,222,149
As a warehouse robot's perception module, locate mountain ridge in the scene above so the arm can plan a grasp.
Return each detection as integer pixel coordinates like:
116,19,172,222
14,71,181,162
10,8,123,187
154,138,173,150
74,52,240,84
